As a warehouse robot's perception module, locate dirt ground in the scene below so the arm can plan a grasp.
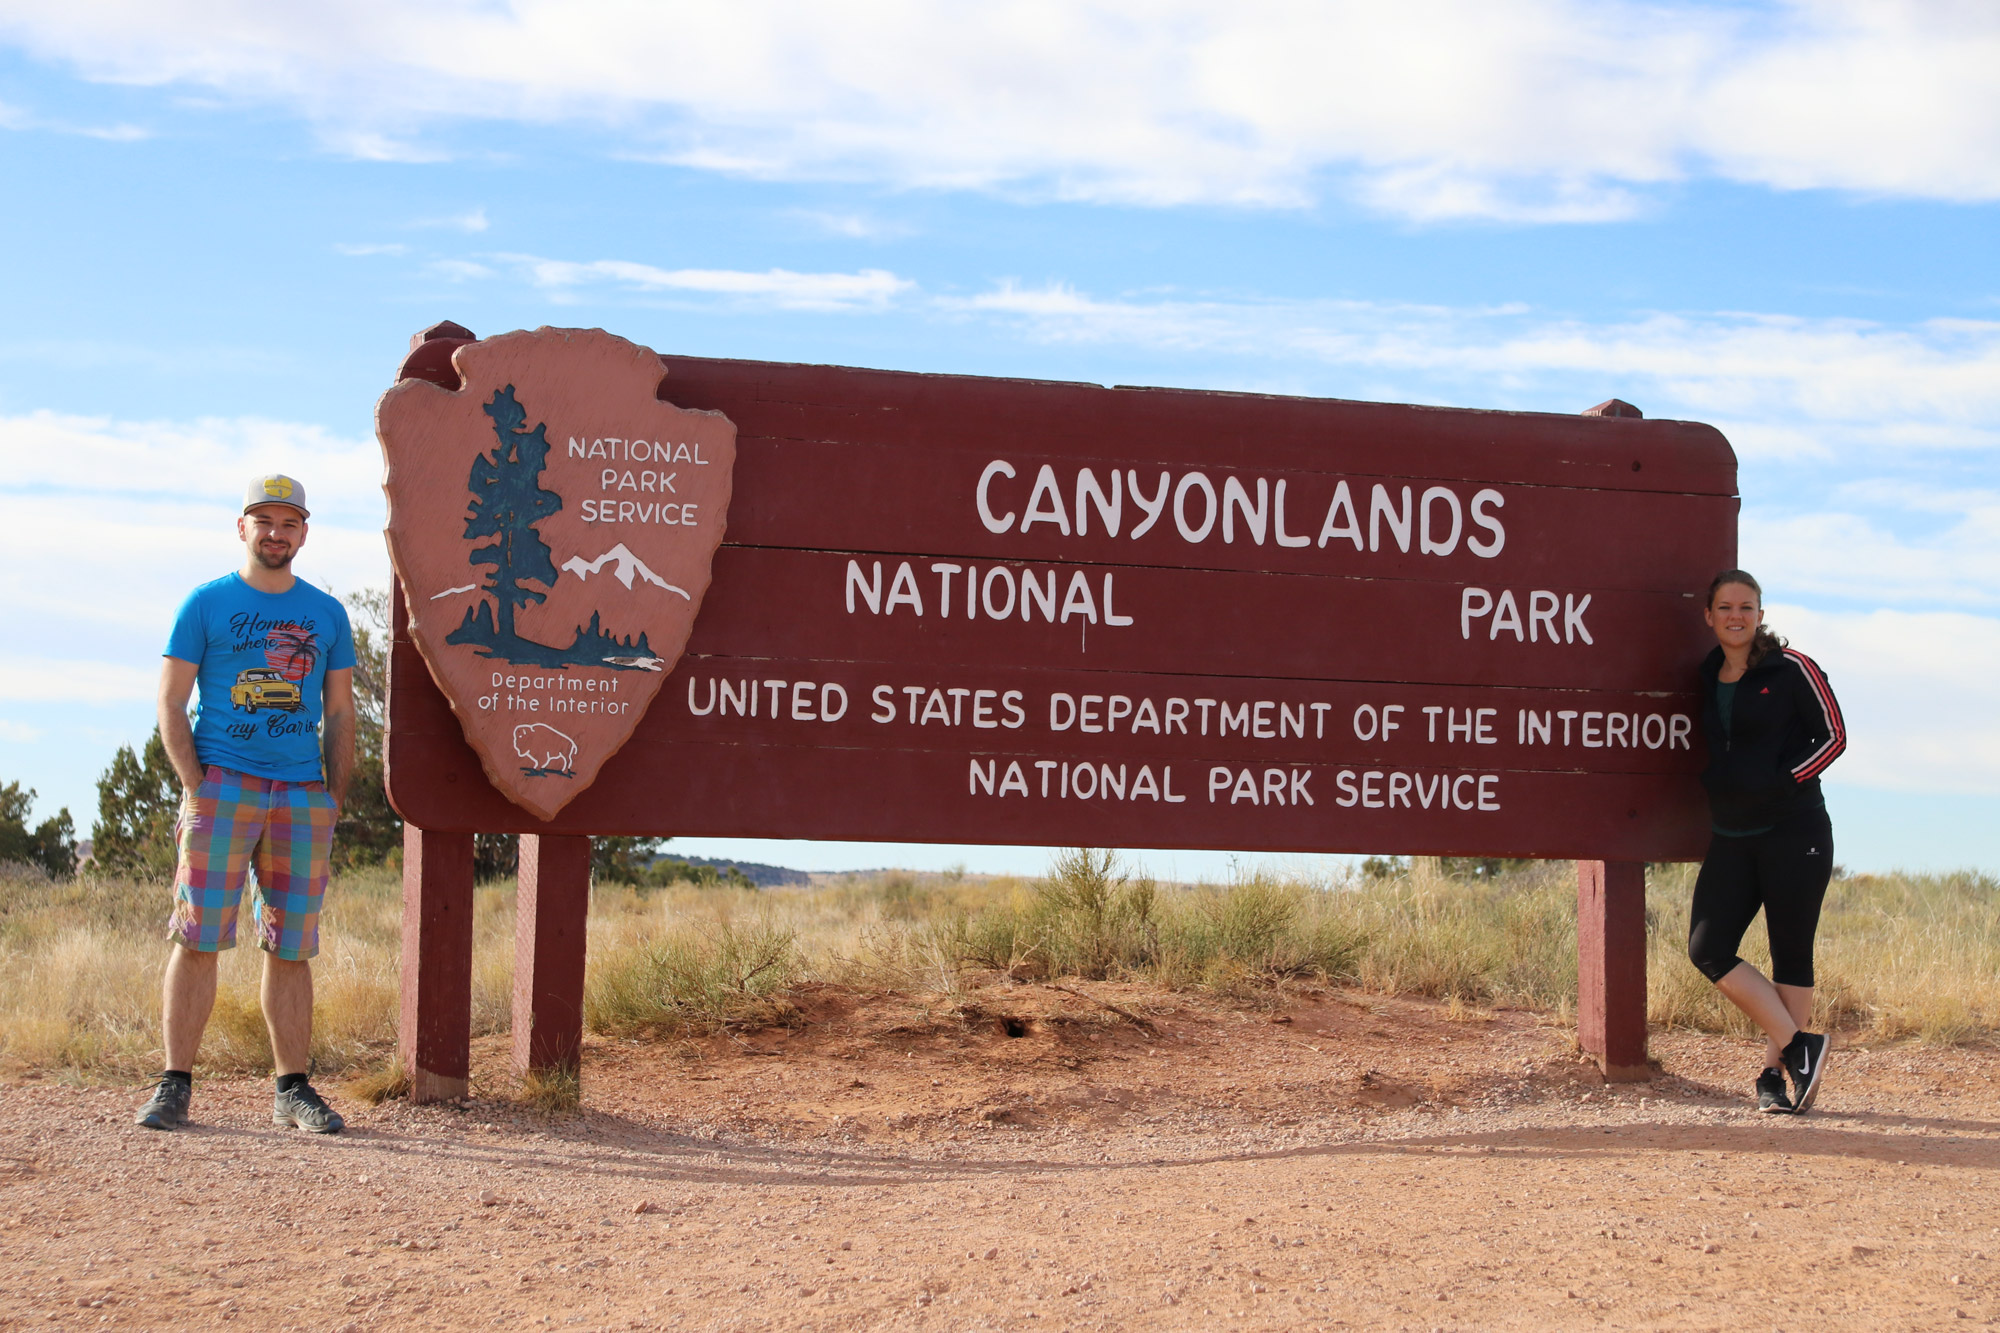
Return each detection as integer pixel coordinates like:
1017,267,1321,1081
4,982,1998,1331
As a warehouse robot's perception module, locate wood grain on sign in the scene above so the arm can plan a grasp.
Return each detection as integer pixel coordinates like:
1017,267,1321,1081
726,441,1734,588
377,328,736,819
386,350,1735,859
681,548,1705,689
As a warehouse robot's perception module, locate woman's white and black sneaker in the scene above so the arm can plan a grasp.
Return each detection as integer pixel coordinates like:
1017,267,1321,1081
1781,1030,1829,1113
1755,1066,1794,1114
273,1081,345,1134
134,1075,192,1130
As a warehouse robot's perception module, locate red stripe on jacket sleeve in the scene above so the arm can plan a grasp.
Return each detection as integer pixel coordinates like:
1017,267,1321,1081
1785,649,1846,781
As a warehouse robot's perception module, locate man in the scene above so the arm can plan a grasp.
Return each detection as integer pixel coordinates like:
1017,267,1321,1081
135,475,356,1133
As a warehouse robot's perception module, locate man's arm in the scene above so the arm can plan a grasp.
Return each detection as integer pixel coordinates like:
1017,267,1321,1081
158,657,205,791
321,667,356,808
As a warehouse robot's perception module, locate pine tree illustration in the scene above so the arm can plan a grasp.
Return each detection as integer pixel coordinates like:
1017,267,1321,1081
463,385,563,649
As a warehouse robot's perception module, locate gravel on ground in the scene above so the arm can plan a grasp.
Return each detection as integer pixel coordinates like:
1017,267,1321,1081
4,983,1997,1330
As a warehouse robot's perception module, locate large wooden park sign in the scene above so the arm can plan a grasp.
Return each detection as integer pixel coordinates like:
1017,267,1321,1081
379,322,1735,1100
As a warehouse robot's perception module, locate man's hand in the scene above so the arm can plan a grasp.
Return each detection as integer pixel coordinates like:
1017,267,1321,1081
322,667,356,811
158,657,205,791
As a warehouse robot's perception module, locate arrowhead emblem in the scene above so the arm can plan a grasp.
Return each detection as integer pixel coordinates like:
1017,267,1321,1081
376,326,735,820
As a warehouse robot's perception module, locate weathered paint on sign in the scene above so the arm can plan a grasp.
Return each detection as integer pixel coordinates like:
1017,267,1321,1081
377,327,736,819
385,345,1735,859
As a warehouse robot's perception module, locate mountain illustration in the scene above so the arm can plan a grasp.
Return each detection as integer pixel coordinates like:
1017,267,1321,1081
561,544,691,600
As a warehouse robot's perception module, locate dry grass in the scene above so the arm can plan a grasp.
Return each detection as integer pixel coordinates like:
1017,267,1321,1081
1645,862,2000,1043
0,853,1993,1085
517,1062,581,1114
341,1056,411,1106
0,864,516,1081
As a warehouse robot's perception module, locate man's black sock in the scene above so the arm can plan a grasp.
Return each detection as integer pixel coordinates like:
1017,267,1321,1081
162,1070,192,1086
275,1072,308,1094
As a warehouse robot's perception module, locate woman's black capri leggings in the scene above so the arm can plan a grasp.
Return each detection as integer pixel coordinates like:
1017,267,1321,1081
1687,806,1834,988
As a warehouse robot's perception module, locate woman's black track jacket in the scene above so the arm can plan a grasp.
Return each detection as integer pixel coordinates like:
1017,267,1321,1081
1698,644,1847,831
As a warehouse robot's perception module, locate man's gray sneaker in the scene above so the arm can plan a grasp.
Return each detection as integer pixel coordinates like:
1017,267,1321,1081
135,1077,191,1130
273,1082,345,1134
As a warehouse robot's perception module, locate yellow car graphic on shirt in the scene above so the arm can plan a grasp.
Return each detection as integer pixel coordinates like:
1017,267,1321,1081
230,668,304,712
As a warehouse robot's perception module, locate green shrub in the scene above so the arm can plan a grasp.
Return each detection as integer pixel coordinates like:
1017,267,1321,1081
0,782,77,880
585,909,800,1037
90,730,180,879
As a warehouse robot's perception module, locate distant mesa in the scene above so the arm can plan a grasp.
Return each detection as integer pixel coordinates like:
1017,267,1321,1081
562,544,691,599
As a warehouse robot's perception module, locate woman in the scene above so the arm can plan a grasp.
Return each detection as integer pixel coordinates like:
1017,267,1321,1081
1689,570,1846,1114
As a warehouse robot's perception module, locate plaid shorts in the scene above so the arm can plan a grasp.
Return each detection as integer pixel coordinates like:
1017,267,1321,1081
168,765,336,961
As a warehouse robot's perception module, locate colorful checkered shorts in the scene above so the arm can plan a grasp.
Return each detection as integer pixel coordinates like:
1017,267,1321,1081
168,766,336,961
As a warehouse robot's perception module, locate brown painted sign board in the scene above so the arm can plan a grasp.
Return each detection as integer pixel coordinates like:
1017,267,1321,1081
378,328,735,819
385,337,1735,861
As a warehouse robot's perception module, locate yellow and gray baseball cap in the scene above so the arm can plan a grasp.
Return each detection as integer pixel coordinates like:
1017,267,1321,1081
243,474,309,517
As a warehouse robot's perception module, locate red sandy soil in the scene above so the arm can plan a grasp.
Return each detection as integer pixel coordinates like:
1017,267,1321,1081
4,982,1998,1331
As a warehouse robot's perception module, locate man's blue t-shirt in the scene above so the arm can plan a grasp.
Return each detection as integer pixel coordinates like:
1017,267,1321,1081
164,573,355,783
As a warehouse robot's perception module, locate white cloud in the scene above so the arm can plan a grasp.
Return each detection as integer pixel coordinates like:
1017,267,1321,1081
333,241,409,257
1767,604,2000,797
1354,167,1646,225
0,657,158,703
789,209,916,241
0,411,389,644
2,2,1997,217
0,93,148,140
1743,485,2000,613
412,206,488,233
3,409,380,513
427,258,493,281
952,283,2000,461
72,121,148,140
497,254,915,311
316,127,447,163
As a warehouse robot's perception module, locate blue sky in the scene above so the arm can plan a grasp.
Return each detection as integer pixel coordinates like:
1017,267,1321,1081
2,1,1996,877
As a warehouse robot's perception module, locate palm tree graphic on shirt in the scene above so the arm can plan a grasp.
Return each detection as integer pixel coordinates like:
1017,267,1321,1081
265,626,320,681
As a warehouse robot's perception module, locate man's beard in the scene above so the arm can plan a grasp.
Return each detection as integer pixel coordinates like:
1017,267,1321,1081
254,545,295,570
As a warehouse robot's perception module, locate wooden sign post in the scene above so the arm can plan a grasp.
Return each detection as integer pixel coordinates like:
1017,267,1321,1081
381,323,1733,1100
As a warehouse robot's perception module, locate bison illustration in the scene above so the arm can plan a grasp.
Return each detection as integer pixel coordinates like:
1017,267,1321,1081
512,722,578,775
